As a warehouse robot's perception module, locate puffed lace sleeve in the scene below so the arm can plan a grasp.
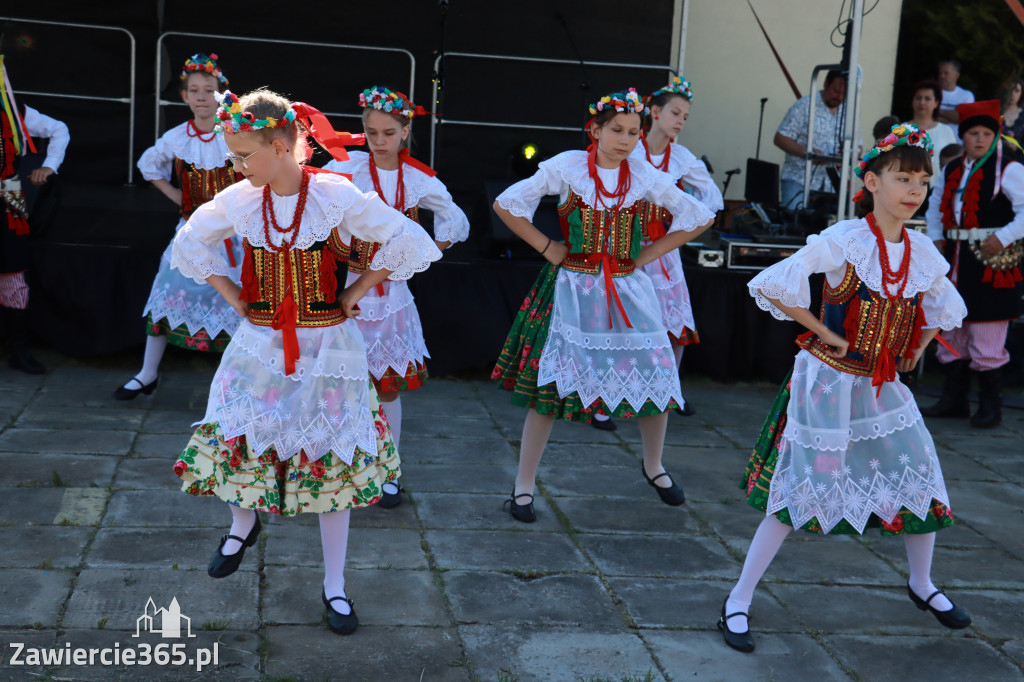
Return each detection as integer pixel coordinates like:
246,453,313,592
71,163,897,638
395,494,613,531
644,172,715,233
137,132,177,182
921,270,967,331
418,176,470,244
747,232,847,321
495,156,566,221
340,189,443,281
678,150,724,212
169,186,239,283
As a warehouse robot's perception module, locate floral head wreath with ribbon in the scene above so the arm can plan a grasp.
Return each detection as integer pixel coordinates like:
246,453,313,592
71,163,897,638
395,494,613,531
648,76,693,103
181,53,228,85
855,123,933,179
588,88,645,116
359,85,429,119
214,90,296,134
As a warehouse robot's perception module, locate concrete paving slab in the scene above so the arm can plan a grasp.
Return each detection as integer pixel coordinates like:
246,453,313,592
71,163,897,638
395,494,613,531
141,410,204,435
114,457,184,490
404,395,493,420
1002,640,1024,670
646,630,849,682
936,449,1012,482
262,566,448,627
397,435,517,466
0,569,73,627
767,583,951,635
87,528,226,570
0,452,118,488
0,629,57,678
540,465,649,499
552,496,696,535
688,500,765,546
444,571,621,627
608,577,791,631
545,419,626,445
824,634,1020,682
0,428,134,455
950,481,1024,559
104,490,224,528
948,589,1024,642
52,488,110,526
413,492,565,532
536,441,637,468
264,526,429,570
63,569,259,630
15,406,144,431
131,433,190,459
663,424,731,448
865,542,1024,590
262,625,470,681
404,463,520,494
0,526,92,569
31,383,151,409
580,534,737,580
0,487,67,524
424,529,586,572
459,625,656,682
402,415,504,440
48,629,261,680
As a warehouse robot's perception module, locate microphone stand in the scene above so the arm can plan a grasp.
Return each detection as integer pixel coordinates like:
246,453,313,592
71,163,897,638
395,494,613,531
756,97,768,159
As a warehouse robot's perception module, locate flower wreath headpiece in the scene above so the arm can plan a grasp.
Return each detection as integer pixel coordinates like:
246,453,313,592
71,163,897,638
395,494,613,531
214,90,296,134
649,76,693,103
181,53,227,85
855,123,933,178
588,88,645,115
359,86,429,119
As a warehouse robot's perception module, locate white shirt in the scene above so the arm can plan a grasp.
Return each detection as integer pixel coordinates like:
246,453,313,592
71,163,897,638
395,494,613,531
925,157,1024,246
22,106,70,173
939,85,975,142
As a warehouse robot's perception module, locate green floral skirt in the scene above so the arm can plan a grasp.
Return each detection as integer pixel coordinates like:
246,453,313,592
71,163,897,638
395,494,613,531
491,262,679,423
742,370,955,536
174,395,400,516
147,314,231,352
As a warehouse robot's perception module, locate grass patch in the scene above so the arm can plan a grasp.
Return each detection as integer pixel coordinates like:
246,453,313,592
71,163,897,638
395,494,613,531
200,619,231,631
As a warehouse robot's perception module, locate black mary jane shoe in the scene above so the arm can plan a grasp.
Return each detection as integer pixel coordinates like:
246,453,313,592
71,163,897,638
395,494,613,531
642,464,685,506
322,589,359,635
718,598,755,653
503,487,536,523
113,376,159,401
591,416,617,432
207,514,262,578
908,584,972,629
379,481,403,509
674,401,697,417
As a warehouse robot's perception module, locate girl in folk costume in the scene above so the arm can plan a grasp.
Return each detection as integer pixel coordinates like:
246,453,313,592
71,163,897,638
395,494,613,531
323,86,469,508
626,75,723,421
169,89,441,634
0,56,70,374
115,54,242,400
923,100,1024,428
720,125,971,654
492,88,715,522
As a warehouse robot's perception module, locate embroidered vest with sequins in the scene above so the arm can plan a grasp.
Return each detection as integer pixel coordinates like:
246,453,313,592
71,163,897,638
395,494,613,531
174,158,240,219
557,190,640,277
242,230,350,329
346,206,420,274
800,264,925,379
635,178,685,241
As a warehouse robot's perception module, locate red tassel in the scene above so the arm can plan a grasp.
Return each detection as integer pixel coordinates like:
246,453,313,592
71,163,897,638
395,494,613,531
982,267,993,283
906,304,926,356
240,242,259,303
996,270,1014,288
10,214,29,236
843,296,861,348
319,247,338,303
1014,267,1023,282
795,330,815,348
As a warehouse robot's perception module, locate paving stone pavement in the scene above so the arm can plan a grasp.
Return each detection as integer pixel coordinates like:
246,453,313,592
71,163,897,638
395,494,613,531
1,359,1024,681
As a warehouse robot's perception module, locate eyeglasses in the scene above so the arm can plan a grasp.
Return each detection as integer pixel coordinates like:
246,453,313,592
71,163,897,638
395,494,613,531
225,145,270,169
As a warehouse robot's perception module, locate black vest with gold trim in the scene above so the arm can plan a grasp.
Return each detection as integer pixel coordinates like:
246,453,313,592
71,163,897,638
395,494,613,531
174,158,240,219
801,264,924,381
346,206,419,274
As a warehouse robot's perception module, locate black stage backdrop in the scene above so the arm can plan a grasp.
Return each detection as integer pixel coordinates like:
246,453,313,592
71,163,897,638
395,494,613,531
4,2,802,382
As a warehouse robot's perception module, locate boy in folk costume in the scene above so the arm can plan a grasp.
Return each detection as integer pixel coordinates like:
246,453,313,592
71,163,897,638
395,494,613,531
924,100,1024,428
1,56,70,374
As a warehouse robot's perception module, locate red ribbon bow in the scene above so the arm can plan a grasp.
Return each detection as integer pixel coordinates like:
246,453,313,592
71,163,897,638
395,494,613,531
584,253,633,330
290,102,365,163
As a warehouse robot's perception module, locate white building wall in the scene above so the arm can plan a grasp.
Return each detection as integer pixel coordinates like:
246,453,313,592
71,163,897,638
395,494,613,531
676,0,904,201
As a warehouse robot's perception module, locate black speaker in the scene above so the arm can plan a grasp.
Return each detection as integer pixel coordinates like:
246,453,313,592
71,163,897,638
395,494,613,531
483,179,563,257
745,158,780,206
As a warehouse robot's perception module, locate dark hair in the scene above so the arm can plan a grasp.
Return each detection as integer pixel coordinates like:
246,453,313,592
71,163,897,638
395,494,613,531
642,91,689,131
999,75,1024,109
939,59,962,73
872,115,899,142
824,70,847,86
939,143,963,162
856,145,932,213
911,80,943,119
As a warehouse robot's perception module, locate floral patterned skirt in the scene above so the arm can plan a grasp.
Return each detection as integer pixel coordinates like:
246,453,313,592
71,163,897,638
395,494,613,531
491,262,679,423
174,396,400,516
374,360,428,394
147,314,231,353
742,370,954,536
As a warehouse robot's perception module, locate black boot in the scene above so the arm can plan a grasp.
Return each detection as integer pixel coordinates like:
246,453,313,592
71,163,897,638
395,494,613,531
920,359,969,418
970,369,1002,428
4,307,45,375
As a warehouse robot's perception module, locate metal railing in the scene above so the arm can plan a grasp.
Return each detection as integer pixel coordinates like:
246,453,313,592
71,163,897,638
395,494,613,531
155,32,416,143
429,52,675,166
0,16,136,183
